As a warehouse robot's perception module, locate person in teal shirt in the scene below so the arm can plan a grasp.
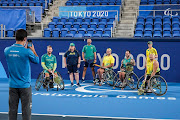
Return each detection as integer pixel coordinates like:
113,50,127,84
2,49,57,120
119,50,135,89
41,45,57,88
82,39,97,82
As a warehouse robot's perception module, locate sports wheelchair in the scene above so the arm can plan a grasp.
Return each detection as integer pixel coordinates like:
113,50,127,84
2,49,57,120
35,70,65,91
113,64,139,90
137,74,168,96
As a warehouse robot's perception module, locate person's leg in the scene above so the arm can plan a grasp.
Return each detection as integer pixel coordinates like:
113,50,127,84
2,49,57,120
20,87,32,120
91,67,96,80
44,72,50,87
99,69,105,81
9,88,20,120
74,73,79,84
82,67,87,81
69,73,74,85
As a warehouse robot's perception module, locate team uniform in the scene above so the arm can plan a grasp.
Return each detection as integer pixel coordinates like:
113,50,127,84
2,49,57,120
82,44,97,67
146,47,158,63
41,54,57,73
64,50,80,73
121,57,133,72
102,55,115,69
146,59,160,80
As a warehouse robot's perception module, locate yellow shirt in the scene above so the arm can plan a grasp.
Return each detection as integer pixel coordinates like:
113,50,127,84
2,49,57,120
146,47,158,63
103,55,115,68
146,60,160,75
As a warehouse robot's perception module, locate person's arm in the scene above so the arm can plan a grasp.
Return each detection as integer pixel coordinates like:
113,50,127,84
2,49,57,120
151,61,159,77
154,49,158,58
120,60,124,71
82,46,86,61
28,44,39,64
131,59,136,66
77,51,81,68
93,46,97,63
41,55,48,70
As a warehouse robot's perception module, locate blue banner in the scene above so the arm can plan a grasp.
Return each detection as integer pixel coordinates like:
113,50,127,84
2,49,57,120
139,5,180,17
0,38,180,83
0,6,42,22
0,9,26,29
59,6,120,21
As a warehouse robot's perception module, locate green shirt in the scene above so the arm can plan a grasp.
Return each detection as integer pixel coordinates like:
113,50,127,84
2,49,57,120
82,44,97,60
41,54,57,71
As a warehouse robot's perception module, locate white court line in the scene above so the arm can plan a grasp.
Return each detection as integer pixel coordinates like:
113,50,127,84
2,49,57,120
0,112,177,120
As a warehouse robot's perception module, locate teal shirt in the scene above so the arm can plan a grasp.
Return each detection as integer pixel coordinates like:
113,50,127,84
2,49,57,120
82,44,97,60
122,57,132,69
41,54,57,70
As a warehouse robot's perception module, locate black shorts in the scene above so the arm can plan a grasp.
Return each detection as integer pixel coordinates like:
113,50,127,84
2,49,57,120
84,60,94,68
146,71,160,80
67,65,79,73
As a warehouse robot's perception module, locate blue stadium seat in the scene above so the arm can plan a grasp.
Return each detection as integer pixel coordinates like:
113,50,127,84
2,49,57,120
102,34,110,38
171,0,178,4
80,1,86,5
163,31,171,37
93,34,101,38
134,31,143,37
60,17,67,23
109,17,115,22
137,16,145,24
141,0,148,4
172,23,180,31
69,17,75,23
154,16,162,24
87,1,93,5
73,1,79,5
148,0,155,4
98,22,106,29
36,1,42,6
135,23,144,31
81,22,89,29
65,22,73,29
61,28,69,37
172,16,180,24
29,1,35,6
52,28,60,37
84,33,92,38
74,33,83,38
6,28,15,37
15,2,22,6
44,28,52,37
109,2,115,5
101,17,108,22
66,1,72,6
153,31,162,38
65,34,74,37
22,1,28,6
48,22,56,29
115,1,121,5
107,22,113,28
90,22,98,28
9,1,15,6
172,30,180,37
70,28,77,35
104,28,111,36
156,0,163,4
144,23,153,31
52,16,60,23
84,18,91,23
2,1,8,6
78,28,86,35
146,16,153,24
92,17,99,22
163,16,171,24
144,31,152,38
94,1,100,5
154,23,162,31
163,0,170,4
76,17,83,22
96,28,103,34
57,22,64,29
163,23,171,31
87,28,95,34
101,1,108,5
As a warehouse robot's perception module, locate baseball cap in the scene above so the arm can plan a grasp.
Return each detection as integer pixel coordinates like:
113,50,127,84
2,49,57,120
70,43,75,46
147,41,153,44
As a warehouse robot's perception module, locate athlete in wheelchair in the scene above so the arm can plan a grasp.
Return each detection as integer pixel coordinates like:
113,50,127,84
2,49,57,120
137,54,167,96
94,48,116,86
113,50,138,90
35,45,64,91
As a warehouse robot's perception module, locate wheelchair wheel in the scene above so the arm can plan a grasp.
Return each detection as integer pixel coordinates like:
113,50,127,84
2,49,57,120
35,71,44,91
126,72,139,90
56,72,65,90
94,72,100,85
104,69,116,86
150,75,168,96
137,75,145,89
113,73,121,89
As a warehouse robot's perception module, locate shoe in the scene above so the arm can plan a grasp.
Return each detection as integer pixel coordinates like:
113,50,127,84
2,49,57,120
71,83,74,87
145,89,152,93
77,83,81,87
49,82,54,88
82,79,85,83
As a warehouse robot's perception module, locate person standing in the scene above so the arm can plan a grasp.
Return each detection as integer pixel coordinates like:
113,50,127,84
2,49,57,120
146,41,158,64
4,29,39,120
82,39,97,82
64,43,81,87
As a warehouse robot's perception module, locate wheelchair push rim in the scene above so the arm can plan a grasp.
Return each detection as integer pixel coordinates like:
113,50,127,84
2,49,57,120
104,69,116,86
35,71,44,91
55,72,65,90
126,72,139,90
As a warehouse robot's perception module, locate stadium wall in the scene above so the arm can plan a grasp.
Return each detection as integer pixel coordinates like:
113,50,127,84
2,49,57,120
0,38,180,82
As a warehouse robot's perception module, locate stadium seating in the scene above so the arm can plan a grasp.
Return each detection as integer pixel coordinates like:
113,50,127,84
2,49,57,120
134,15,180,38
65,0,121,6
140,0,179,4
44,16,114,38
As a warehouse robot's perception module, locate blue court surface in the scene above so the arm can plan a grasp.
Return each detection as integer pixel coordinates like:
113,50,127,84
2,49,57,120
0,78,180,120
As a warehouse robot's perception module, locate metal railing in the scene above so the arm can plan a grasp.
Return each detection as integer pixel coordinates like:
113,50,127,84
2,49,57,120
0,24,6,38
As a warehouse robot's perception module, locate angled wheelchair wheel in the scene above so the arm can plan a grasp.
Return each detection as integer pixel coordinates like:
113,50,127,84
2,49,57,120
137,75,145,89
113,72,121,89
104,69,116,86
150,75,168,96
35,71,44,91
126,72,139,90
56,72,65,90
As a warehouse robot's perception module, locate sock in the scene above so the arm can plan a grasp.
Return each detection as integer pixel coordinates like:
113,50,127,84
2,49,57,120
82,77,84,80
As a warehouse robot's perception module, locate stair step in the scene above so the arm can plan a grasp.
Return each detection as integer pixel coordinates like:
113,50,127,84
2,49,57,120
120,20,135,24
118,23,134,27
